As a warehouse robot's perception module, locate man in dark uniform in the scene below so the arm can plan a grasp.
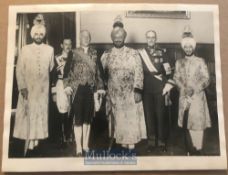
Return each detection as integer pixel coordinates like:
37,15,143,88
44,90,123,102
138,30,175,152
50,38,73,147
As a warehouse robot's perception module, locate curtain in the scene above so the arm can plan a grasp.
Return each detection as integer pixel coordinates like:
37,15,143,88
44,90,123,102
16,14,29,59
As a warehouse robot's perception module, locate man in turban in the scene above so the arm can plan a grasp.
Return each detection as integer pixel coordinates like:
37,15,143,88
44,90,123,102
13,24,54,154
101,20,147,150
173,27,211,155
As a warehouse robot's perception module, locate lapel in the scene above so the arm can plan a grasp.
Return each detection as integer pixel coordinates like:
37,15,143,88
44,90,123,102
63,51,73,77
77,47,91,60
145,47,154,63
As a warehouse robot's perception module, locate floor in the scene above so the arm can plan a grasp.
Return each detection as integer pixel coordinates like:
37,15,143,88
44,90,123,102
8,111,220,158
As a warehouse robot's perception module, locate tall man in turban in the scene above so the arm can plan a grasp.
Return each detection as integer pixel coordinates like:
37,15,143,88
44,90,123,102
173,28,211,155
138,30,174,152
101,20,147,150
13,24,54,152
63,30,104,156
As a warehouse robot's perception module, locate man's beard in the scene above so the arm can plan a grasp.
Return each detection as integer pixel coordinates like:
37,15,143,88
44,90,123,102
113,41,124,48
185,51,194,57
33,38,43,45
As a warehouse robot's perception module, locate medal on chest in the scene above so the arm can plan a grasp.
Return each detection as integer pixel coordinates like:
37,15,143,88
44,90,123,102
154,58,159,63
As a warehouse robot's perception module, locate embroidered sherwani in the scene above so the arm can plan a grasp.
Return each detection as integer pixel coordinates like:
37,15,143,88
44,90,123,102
101,46,147,144
14,43,54,140
173,56,211,130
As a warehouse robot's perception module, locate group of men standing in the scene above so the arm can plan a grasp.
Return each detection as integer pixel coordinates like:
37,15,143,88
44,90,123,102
13,16,211,157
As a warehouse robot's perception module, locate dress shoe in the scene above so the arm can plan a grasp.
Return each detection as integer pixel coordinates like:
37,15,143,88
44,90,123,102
157,141,167,153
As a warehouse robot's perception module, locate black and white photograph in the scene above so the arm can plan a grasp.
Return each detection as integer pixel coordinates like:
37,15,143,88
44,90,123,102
2,3,227,172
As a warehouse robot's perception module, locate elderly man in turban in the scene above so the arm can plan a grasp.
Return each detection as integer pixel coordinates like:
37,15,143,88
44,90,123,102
101,20,147,150
13,24,54,154
173,27,211,155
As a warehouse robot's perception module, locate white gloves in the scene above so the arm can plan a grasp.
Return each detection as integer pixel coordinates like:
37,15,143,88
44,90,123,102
162,83,173,95
56,81,70,113
94,90,106,112
64,86,73,95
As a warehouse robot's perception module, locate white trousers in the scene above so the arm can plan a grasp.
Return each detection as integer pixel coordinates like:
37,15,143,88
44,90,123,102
189,130,204,150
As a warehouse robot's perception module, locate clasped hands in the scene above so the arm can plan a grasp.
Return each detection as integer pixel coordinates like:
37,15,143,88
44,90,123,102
64,87,73,95
162,83,173,95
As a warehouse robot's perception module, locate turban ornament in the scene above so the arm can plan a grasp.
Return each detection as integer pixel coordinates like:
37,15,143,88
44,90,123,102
33,14,45,25
181,25,196,49
111,15,127,40
113,15,124,28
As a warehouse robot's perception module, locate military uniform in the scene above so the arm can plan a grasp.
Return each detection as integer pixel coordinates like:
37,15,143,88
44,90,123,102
139,45,174,147
50,51,73,143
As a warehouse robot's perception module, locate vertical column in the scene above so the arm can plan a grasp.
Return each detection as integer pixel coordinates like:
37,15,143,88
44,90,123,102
76,12,80,48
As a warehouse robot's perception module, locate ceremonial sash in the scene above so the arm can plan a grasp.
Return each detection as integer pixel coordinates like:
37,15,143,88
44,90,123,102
138,49,162,81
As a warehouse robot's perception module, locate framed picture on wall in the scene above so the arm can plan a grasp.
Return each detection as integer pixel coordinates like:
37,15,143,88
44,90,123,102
126,10,191,19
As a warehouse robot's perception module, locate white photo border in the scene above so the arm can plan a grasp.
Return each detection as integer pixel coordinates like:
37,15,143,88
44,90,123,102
2,3,227,172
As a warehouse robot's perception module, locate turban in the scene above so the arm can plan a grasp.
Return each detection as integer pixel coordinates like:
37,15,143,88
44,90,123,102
30,24,46,38
181,37,196,49
111,26,127,40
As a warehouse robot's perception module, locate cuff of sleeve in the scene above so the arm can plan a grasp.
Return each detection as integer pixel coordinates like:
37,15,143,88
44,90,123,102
167,79,175,86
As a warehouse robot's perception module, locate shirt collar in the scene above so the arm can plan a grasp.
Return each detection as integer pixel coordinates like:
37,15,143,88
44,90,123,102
112,45,126,52
32,42,44,47
81,46,89,54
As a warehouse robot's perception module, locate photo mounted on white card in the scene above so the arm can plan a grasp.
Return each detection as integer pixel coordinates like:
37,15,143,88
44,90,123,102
2,3,227,172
